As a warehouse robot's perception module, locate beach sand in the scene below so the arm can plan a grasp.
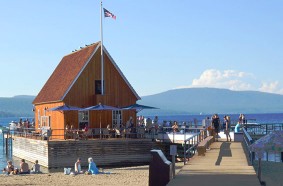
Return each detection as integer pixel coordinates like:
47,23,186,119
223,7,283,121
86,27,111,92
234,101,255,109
0,163,184,186
2,160,282,186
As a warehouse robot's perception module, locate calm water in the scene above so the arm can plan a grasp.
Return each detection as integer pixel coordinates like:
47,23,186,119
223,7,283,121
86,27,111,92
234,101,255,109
0,113,282,170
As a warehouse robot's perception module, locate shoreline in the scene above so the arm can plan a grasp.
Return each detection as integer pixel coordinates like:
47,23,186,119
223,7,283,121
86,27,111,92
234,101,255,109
0,162,184,186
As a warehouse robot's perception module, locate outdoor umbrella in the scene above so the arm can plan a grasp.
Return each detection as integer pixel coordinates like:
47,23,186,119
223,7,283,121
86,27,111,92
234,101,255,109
250,130,283,183
121,103,158,113
83,103,120,139
48,105,82,111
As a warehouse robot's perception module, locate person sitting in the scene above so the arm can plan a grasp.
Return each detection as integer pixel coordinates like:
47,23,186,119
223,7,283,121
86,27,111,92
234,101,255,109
86,157,99,175
31,160,41,173
172,121,179,133
19,159,30,174
3,160,15,175
74,158,83,174
234,122,241,133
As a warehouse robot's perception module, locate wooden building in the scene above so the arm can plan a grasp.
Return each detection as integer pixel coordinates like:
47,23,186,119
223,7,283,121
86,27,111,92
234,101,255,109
33,42,140,139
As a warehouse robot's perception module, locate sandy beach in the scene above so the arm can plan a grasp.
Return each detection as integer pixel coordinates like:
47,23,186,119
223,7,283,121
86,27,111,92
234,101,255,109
1,160,282,186
0,163,184,186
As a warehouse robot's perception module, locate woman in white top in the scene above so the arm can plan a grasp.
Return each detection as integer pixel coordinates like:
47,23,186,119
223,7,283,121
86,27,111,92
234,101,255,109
74,158,83,174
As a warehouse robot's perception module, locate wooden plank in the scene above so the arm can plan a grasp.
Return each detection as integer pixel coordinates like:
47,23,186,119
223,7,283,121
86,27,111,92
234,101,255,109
13,137,159,168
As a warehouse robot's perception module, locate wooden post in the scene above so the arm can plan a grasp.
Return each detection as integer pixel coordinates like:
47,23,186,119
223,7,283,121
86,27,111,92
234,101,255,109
172,155,175,178
5,133,8,154
258,158,262,183
170,145,177,178
183,141,186,165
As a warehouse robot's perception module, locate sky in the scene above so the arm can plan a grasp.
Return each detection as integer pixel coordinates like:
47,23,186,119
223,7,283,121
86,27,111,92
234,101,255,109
1,0,283,97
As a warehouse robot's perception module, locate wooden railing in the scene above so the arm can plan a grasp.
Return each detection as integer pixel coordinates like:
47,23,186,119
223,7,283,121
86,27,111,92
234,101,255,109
183,129,208,165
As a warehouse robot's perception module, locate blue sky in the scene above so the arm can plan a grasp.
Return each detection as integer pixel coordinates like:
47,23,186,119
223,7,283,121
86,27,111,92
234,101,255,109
1,0,283,97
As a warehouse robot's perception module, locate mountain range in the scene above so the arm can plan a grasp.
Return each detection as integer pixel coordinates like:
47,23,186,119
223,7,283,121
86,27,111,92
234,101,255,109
138,88,283,115
0,95,35,117
1,88,283,117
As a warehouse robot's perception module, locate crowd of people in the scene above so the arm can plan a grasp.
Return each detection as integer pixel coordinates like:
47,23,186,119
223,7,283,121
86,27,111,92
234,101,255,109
208,113,245,142
2,157,110,176
2,159,41,175
63,113,246,140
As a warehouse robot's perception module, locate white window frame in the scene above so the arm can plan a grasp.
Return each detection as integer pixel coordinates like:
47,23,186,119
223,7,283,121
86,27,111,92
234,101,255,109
112,110,122,128
78,110,89,129
40,116,50,127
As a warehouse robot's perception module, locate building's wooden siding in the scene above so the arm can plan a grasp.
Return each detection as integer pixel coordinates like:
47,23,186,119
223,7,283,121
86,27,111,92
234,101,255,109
13,137,158,168
13,137,49,167
64,49,137,107
63,48,137,128
34,102,79,139
34,46,138,138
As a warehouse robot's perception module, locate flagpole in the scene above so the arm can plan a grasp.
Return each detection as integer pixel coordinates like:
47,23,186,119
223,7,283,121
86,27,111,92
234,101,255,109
100,0,104,95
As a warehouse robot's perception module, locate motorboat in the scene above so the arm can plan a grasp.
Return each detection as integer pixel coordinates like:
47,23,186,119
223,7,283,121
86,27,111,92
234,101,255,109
9,121,18,131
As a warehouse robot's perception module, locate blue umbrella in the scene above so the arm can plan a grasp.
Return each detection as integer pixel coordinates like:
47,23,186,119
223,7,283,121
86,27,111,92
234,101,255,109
84,104,120,111
121,103,158,112
48,105,82,111
83,103,120,139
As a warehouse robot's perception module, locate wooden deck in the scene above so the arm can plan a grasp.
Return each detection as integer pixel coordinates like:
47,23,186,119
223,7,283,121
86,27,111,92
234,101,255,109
168,138,260,186
12,136,158,168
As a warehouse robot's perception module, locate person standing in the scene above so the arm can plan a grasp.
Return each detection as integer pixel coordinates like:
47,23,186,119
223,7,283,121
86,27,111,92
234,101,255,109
224,116,232,142
212,114,220,142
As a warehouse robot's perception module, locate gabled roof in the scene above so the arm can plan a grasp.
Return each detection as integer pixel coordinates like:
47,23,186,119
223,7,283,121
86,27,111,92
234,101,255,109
33,42,140,104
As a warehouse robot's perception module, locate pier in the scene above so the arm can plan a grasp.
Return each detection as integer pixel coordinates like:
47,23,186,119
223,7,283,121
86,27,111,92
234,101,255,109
168,133,260,186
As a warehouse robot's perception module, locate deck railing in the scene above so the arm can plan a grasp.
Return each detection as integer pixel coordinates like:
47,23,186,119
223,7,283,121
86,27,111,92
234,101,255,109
6,125,206,142
242,128,255,165
245,123,283,135
183,131,205,165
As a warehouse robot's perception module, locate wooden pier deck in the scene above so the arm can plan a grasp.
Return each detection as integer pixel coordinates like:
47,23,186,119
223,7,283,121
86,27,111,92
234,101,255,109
168,134,260,186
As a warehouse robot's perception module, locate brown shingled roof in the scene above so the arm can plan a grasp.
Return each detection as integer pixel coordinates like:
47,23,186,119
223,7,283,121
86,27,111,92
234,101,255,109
33,43,99,104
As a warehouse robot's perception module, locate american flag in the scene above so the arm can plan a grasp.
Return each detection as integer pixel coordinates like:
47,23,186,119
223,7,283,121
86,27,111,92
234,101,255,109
103,8,116,20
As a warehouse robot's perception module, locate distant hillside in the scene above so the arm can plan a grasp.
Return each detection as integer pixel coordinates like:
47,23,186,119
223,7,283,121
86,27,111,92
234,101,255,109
0,95,35,117
2,88,283,117
138,88,283,115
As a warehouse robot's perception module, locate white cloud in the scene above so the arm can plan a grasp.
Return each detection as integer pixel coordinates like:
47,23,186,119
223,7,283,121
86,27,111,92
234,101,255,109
259,81,283,94
188,69,254,91
175,69,283,95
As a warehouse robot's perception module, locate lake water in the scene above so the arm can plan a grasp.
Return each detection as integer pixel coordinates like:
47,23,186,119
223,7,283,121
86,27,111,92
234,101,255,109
0,113,282,170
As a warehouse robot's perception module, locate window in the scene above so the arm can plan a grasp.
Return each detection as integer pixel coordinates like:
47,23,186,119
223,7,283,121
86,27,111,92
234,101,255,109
78,111,89,129
40,116,50,127
95,80,104,94
112,110,122,128
38,110,41,127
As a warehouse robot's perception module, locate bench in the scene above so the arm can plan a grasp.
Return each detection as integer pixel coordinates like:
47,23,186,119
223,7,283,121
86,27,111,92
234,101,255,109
197,136,214,156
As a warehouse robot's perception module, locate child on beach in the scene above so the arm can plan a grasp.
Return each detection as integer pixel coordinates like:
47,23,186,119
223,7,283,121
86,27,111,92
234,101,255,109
2,161,15,175
31,160,41,173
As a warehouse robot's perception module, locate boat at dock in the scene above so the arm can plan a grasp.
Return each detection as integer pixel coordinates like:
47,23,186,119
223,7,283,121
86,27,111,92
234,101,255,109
8,121,18,131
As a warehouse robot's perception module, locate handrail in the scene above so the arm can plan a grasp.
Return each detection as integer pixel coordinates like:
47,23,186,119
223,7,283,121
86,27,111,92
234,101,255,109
9,125,206,142
183,131,204,165
242,128,255,164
